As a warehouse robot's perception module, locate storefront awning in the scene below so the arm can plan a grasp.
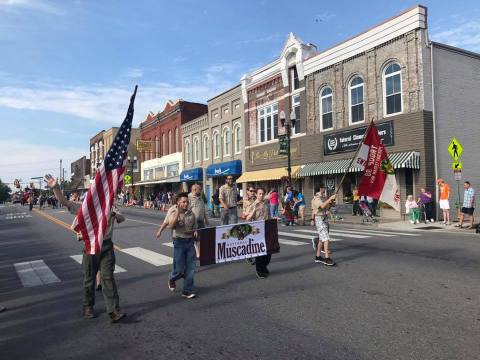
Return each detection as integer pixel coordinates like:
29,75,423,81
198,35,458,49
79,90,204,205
180,168,203,182
298,151,420,177
236,166,302,183
206,160,242,178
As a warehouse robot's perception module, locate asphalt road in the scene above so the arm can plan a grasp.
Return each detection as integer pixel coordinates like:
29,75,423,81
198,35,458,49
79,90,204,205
1,203,479,360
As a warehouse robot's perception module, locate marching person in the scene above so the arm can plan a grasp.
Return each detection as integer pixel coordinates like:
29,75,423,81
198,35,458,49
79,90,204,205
156,192,197,299
456,181,475,229
246,188,271,278
242,185,256,219
437,178,451,225
188,184,209,260
310,185,336,266
219,176,239,225
44,174,126,322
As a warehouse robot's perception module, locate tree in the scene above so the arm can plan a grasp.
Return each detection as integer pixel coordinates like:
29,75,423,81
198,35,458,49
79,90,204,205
0,179,12,202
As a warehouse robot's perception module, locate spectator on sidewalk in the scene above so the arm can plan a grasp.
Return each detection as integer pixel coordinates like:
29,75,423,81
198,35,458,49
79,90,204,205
352,187,360,216
267,188,279,218
437,178,451,225
293,190,306,226
418,188,434,223
456,181,475,229
282,186,295,226
405,195,420,224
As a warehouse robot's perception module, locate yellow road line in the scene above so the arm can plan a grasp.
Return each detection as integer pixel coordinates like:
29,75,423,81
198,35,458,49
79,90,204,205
33,208,123,251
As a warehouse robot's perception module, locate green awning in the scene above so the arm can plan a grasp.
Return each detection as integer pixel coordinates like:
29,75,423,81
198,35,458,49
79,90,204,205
299,151,420,177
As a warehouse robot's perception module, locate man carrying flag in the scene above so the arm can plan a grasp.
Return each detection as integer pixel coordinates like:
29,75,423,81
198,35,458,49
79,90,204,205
356,121,400,212
45,86,138,322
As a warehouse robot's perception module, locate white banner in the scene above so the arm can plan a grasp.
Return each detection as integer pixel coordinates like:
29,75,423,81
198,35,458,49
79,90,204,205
380,173,400,211
215,220,267,264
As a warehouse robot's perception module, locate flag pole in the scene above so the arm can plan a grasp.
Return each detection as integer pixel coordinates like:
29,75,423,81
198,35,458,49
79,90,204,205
334,117,375,197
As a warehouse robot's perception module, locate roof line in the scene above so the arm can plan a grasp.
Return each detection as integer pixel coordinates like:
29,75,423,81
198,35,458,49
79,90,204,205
430,41,480,60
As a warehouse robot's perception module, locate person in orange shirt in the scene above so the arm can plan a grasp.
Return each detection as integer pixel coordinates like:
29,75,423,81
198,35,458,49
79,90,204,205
437,178,451,225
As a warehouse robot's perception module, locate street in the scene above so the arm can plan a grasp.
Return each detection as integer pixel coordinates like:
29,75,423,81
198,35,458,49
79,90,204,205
1,203,479,360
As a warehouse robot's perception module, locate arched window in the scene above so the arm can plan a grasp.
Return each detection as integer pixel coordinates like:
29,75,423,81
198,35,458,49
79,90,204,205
320,86,333,131
213,130,220,158
193,137,200,163
185,139,191,164
168,130,172,154
349,76,364,124
202,134,209,160
174,127,178,152
233,123,242,154
383,62,402,115
155,136,159,158
223,127,231,156
162,132,166,156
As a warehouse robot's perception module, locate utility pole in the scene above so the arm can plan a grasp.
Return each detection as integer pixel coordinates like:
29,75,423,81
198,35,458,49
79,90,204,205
59,159,62,190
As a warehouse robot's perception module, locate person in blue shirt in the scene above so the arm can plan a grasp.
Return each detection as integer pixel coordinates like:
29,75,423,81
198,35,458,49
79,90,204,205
293,190,306,226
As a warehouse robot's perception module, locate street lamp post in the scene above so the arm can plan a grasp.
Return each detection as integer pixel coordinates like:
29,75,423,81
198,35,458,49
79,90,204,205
280,109,297,185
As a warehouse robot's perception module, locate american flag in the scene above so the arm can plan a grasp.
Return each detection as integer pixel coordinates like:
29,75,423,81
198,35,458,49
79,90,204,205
72,86,137,254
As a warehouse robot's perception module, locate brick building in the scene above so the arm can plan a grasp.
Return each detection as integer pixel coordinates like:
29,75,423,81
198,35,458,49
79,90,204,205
138,99,207,199
70,156,90,192
181,85,244,204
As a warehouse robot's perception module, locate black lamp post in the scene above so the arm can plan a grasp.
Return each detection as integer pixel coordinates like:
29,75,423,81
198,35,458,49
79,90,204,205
279,109,297,185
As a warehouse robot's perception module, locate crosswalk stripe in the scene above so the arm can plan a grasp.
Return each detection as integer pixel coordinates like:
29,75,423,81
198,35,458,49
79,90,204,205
162,242,174,247
342,228,416,236
279,239,309,246
120,247,173,267
14,260,61,287
69,255,127,273
278,231,315,240
293,229,370,238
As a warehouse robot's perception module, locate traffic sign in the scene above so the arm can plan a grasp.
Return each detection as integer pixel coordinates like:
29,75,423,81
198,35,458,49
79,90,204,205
124,174,132,185
448,137,463,160
454,170,462,181
452,162,463,170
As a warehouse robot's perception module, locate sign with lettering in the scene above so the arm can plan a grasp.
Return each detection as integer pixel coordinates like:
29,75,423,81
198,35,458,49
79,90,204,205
250,145,299,163
136,139,152,151
215,221,266,263
278,134,288,155
324,121,394,155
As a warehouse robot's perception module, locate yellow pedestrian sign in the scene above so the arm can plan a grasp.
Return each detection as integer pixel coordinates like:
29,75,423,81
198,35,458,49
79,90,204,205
448,137,463,160
452,162,462,170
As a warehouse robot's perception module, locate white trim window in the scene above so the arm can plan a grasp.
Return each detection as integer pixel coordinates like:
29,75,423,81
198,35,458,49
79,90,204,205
223,127,231,156
258,103,278,143
213,130,220,159
383,63,402,115
185,139,191,164
193,137,200,163
290,66,300,91
168,130,172,154
320,86,333,131
292,94,301,134
202,134,209,160
162,132,166,156
233,123,242,154
349,76,364,124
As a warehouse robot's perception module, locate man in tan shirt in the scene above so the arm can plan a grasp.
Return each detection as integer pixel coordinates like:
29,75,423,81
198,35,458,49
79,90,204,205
219,175,239,225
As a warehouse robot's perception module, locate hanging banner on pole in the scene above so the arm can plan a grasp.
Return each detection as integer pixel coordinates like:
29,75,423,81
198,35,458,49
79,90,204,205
278,134,288,155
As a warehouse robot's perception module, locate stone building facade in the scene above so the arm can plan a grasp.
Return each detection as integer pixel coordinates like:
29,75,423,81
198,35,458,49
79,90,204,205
181,85,244,203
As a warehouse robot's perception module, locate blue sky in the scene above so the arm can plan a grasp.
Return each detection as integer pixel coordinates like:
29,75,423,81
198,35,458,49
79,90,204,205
1,0,479,188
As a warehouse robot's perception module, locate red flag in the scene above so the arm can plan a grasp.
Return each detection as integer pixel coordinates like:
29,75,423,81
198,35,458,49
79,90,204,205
357,122,388,199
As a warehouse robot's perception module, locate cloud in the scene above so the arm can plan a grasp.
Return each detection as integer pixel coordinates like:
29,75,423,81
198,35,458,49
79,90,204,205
0,139,85,188
431,20,480,53
236,34,283,46
0,0,64,15
122,68,143,79
0,80,233,126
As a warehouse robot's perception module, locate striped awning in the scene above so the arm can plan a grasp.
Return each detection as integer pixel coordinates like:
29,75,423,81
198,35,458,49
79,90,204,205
299,151,420,177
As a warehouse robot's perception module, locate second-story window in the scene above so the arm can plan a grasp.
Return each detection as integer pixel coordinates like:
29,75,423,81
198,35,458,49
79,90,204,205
234,124,241,154
185,139,191,164
258,103,278,143
384,63,402,115
162,132,166,156
213,130,220,158
320,86,333,131
349,76,364,124
292,94,301,134
223,127,231,156
174,127,178,152
202,134,209,160
194,137,200,163
290,66,299,91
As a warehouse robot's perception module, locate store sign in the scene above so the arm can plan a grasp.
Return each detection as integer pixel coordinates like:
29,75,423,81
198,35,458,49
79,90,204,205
324,121,394,155
251,145,299,162
278,134,288,155
136,139,152,151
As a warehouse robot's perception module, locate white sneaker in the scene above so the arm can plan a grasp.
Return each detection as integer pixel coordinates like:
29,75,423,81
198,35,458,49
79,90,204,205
425,219,430,223
410,220,414,224
415,220,419,224
430,219,435,223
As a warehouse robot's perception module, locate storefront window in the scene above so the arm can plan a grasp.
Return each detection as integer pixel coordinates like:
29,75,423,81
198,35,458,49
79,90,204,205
167,163,179,177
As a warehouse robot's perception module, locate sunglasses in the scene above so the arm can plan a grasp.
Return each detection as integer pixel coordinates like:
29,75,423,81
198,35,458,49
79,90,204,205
227,178,233,180
248,189,255,192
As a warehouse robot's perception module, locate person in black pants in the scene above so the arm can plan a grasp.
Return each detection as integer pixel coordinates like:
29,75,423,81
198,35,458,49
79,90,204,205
246,188,271,278
418,188,435,222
